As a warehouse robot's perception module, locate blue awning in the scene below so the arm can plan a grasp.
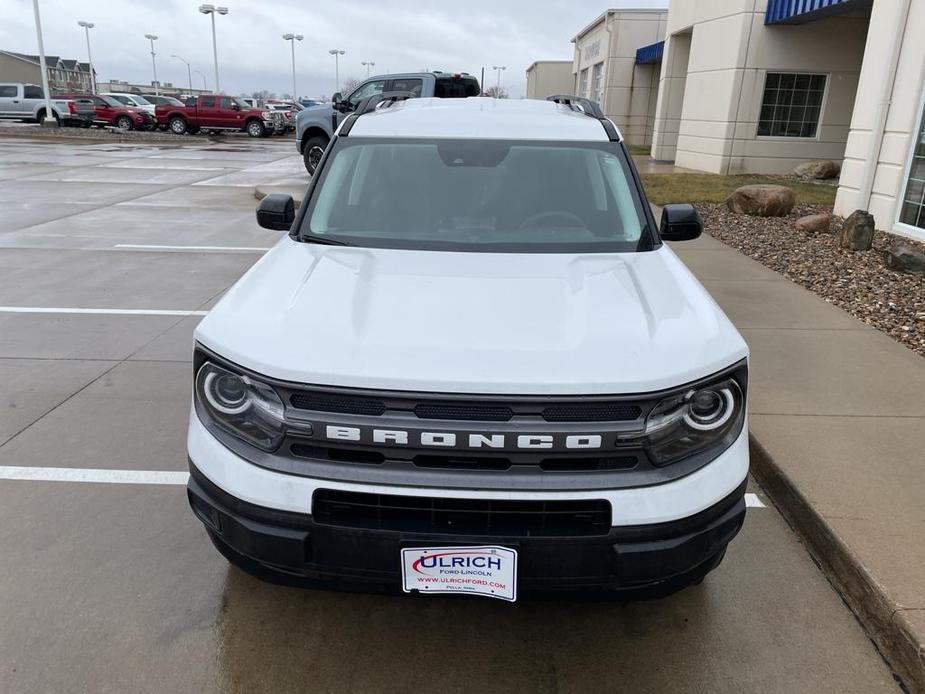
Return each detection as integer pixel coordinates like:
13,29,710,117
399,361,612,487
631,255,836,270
635,41,664,65
765,0,866,25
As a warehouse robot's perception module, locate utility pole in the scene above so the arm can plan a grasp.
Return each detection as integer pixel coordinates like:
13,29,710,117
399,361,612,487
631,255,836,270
283,34,303,100
362,60,375,78
172,54,193,96
199,5,228,92
492,65,506,95
329,49,345,94
78,21,96,93
31,0,55,127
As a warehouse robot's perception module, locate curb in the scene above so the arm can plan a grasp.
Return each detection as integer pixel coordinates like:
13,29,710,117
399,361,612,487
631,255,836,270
748,434,923,691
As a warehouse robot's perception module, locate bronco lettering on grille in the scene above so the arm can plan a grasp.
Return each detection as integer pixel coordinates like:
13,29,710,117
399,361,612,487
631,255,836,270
325,426,604,450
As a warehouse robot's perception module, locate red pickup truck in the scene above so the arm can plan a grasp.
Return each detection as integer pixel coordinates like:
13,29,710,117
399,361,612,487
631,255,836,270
156,94,285,137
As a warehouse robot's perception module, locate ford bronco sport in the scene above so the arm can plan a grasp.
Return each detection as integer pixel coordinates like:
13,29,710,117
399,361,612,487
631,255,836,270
188,94,749,601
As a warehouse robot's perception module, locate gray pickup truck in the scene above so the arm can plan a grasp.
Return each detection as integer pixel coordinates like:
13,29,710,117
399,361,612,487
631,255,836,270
295,71,480,173
0,83,92,126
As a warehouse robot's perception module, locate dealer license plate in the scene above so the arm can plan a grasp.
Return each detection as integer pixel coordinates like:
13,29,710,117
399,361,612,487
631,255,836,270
400,545,518,602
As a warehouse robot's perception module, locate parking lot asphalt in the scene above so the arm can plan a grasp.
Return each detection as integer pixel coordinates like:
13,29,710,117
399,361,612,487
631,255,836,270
0,136,901,693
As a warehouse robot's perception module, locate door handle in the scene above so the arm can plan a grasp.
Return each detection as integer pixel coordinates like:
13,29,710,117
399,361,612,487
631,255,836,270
13,100,19,103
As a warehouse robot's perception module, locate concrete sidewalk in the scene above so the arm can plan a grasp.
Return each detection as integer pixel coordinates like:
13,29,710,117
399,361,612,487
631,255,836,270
669,228,925,691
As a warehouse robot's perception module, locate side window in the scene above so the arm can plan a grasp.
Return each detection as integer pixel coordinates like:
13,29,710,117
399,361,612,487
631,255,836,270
200,96,215,108
348,80,386,108
92,96,106,106
220,97,234,109
390,78,422,97
0,86,18,97
23,85,43,99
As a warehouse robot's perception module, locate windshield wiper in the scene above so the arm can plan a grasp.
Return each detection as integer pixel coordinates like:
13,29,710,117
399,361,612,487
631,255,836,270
303,234,353,247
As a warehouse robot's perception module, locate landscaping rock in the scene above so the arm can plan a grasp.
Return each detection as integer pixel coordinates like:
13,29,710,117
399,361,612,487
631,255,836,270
839,210,875,251
725,184,796,217
883,245,925,276
794,213,832,233
793,160,841,180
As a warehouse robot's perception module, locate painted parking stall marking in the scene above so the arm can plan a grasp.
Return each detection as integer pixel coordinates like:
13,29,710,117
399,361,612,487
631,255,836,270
0,306,208,316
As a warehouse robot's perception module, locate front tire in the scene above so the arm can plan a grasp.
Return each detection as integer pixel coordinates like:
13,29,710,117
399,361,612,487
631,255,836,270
37,109,59,126
115,115,134,131
302,135,329,174
246,119,266,138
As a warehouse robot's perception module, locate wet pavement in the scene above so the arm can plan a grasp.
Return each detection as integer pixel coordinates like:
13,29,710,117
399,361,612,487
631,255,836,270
0,136,900,693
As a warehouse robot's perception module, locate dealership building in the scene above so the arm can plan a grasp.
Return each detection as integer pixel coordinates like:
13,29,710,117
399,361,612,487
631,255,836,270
546,0,925,242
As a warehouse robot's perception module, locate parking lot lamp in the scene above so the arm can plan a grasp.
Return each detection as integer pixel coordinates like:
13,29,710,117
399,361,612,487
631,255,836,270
199,5,229,92
171,54,193,96
193,69,208,93
77,21,96,93
283,34,303,100
31,0,55,127
329,49,345,95
362,60,375,78
145,34,159,96
492,65,505,95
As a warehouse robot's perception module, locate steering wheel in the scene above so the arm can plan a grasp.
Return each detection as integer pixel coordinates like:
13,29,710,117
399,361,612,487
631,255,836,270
519,210,586,230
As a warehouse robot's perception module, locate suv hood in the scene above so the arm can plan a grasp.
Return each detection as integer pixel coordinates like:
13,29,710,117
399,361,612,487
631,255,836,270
196,241,748,395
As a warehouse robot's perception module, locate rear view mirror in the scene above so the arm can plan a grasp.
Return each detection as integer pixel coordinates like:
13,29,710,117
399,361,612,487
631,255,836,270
660,204,702,241
256,194,295,231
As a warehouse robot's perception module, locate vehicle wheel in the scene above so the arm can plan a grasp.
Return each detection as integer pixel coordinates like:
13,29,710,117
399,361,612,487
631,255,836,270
37,109,58,126
168,116,188,135
302,135,329,174
115,115,134,131
246,119,266,138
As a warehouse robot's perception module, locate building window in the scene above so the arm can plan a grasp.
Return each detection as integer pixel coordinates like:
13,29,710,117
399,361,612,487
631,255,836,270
757,73,826,138
579,68,589,98
592,62,604,106
899,106,925,228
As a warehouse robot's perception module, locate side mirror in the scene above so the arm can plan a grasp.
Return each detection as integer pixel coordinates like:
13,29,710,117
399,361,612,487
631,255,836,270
659,203,702,242
256,194,295,231
231,102,241,111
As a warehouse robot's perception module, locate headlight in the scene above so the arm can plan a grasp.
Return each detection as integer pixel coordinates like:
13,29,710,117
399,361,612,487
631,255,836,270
195,362,285,451
618,375,745,466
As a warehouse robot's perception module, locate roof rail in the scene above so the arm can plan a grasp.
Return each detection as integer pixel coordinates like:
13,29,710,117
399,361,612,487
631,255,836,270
339,91,417,136
546,95,620,142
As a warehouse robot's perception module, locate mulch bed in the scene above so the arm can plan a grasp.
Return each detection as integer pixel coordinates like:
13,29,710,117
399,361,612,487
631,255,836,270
699,202,925,358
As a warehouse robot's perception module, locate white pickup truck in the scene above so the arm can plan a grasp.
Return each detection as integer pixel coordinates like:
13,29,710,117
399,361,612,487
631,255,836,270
0,83,90,126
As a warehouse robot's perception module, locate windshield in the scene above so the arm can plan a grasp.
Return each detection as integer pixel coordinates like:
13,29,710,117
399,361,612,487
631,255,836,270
300,138,649,253
233,97,250,109
111,95,133,105
130,95,151,105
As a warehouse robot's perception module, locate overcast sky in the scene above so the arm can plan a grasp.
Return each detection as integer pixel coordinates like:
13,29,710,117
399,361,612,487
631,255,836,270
3,0,668,98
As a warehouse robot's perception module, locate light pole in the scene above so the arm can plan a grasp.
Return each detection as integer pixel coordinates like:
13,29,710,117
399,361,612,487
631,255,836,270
282,33,303,100
193,69,208,93
145,34,159,95
329,48,345,95
199,5,228,92
171,54,193,96
492,65,506,96
31,0,55,126
362,60,375,78
77,21,96,93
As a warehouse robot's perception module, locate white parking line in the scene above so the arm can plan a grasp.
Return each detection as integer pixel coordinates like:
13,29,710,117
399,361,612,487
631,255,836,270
0,466,189,485
0,466,770,509
114,244,270,252
745,493,765,508
0,306,208,316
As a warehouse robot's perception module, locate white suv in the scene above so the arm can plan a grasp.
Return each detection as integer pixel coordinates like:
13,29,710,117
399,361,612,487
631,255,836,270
187,95,749,601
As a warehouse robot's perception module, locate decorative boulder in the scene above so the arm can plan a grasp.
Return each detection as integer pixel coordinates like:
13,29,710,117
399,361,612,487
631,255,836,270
725,184,796,217
882,246,925,275
794,213,832,233
839,210,875,251
793,160,841,180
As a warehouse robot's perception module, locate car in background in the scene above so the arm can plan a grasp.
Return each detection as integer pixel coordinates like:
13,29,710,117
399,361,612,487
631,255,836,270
265,102,300,132
0,83,90,126
298,98,318,108
155,94,285,136
61,93,157,130
103,92,156,116
295,71,480,173
141,94,186,108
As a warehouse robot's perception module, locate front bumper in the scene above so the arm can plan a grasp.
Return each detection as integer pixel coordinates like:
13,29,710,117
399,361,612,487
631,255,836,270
188,462,745,595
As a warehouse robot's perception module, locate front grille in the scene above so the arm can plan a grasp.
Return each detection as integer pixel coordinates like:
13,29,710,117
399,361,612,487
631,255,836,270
312,490,611,537
290,392,386,416
413,403,513,421
542,403,641,422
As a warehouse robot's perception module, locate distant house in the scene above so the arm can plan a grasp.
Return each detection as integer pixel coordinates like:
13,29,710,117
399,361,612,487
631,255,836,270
0,50,96,92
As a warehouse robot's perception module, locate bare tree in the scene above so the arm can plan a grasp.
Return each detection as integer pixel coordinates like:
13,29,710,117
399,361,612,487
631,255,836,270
484,85,508,99
250,89,276,100
341,77,361,95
